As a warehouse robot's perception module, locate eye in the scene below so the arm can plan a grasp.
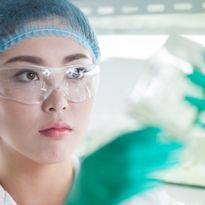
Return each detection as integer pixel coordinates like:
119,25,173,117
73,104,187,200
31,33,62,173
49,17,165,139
66,67,86,79
14,70,40,82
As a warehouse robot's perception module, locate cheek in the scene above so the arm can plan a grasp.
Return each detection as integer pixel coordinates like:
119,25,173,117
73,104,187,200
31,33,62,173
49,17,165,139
0,101,39,139
70,98,94,136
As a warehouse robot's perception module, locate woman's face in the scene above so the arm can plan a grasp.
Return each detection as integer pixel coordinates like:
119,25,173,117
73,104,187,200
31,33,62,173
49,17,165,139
0,36,95,164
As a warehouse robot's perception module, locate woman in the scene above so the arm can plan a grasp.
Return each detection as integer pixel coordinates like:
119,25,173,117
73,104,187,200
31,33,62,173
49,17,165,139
0,1,183,204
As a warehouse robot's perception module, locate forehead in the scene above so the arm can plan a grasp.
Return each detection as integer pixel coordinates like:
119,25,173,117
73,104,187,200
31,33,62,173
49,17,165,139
0,36,92,66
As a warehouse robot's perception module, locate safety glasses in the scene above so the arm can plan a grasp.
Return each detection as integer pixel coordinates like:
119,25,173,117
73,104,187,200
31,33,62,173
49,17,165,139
0,64,100,104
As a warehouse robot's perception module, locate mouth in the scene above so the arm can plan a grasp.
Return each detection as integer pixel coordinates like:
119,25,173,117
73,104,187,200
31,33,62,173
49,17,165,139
39,122,73,139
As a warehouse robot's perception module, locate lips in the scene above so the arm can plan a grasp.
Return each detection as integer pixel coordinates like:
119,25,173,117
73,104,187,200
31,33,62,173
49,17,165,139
39,122,73,139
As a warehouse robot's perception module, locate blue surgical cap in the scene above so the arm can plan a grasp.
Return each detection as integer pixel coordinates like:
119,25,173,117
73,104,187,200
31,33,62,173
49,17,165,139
0,0,100,63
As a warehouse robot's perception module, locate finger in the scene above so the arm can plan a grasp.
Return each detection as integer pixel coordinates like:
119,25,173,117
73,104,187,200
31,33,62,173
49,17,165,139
89,140,183,178
110,126,162,147
186,67,205,89
184,95,205,111
126,142,183,175
194,117,205,129
84,126,162,163
84,128,183,168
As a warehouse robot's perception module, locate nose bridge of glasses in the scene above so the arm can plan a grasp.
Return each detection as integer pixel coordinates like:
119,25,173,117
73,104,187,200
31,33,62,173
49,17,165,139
44,68,67,89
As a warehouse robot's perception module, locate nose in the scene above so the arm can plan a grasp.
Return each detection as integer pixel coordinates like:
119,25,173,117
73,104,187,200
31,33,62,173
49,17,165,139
42,88,68,113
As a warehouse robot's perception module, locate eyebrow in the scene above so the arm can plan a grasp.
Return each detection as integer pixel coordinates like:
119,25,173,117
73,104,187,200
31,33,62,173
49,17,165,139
4,53,89,65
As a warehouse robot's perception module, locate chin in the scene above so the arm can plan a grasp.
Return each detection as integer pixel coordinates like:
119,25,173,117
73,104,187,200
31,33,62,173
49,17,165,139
31,148,73,165
35,155,69,165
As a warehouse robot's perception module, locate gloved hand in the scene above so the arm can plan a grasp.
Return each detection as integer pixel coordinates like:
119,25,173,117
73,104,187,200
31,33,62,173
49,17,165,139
64,126,182,205
185,66,205,128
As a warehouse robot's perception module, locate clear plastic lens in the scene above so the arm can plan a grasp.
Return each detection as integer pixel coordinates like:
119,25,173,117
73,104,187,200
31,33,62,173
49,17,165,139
0,64,100,104
66,67,87,79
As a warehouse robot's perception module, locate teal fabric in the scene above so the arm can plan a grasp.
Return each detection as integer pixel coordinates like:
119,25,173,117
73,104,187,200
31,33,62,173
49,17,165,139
0,0,100,63
64,126,183,205
185,65,205,128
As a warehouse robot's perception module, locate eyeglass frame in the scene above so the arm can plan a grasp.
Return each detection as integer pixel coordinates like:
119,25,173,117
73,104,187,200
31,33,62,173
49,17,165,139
0,63,100,104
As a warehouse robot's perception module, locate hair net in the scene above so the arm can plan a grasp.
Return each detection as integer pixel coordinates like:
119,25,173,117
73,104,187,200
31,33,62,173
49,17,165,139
0,0,100,63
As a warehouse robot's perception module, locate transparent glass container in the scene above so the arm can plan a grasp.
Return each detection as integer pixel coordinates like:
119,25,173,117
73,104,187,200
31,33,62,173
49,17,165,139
127,35,205,187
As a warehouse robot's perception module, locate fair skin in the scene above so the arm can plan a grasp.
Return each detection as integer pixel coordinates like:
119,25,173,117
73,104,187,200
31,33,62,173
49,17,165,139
0,36,94,205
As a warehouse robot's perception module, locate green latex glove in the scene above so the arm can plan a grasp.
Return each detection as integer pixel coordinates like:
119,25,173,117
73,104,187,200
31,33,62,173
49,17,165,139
64,126,182,205
185,66,205,128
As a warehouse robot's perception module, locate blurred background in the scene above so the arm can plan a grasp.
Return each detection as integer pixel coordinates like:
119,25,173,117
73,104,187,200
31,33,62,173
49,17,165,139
71,0,205,133
71,1,205,204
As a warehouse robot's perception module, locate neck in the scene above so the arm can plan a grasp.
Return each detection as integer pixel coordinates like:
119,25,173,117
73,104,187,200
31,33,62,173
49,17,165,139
0,145,75,205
